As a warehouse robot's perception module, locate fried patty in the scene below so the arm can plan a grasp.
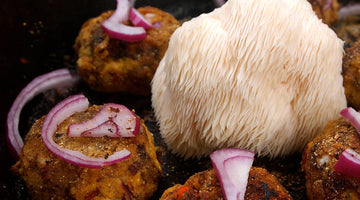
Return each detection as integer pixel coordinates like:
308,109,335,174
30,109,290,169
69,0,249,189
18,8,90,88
302,117,360,200
342,40,360,110
160,167,293,200
74,6,180,95
11,105,162,200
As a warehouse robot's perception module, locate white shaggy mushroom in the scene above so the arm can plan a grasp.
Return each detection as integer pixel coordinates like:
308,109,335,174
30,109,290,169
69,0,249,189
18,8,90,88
151,0,347,158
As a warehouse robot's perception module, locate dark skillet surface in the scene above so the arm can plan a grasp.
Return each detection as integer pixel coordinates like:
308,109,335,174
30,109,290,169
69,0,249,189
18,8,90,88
0,0,307,199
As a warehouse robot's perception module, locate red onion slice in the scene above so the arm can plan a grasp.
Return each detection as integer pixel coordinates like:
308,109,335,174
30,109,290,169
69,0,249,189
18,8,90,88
224,156,254,200
101,0,146,42
340,107,360,133
68,103,139,137
41,94,131,169
210,148,255,200
130,8,153,30
334,148,360,178
6,68,79,158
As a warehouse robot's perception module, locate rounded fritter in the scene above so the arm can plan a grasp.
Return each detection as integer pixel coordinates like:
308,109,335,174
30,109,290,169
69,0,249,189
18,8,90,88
302,117,360,200
74,6,180,95
309,0,340,26
160,167,293,200
343,40,360,110
11,105,162,200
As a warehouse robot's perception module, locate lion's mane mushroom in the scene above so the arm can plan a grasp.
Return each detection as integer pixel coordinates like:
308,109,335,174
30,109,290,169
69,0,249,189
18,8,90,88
151,0,346,158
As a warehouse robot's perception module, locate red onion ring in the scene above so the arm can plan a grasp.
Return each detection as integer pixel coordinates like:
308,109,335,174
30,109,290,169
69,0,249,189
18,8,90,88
210,148,254,200
108,0,130,23
130,8,153,30
334,148,360,178
68,103,140,137
340,107,360,134
101,0,146,42
6,68,79,158
41,94,131,169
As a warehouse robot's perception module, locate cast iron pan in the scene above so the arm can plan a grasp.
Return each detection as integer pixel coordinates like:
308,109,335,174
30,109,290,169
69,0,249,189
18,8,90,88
0,0,306,199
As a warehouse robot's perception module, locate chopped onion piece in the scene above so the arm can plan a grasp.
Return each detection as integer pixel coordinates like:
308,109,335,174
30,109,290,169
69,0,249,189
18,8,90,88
101,0,146,42
130,8,153,30
80,121,119,137
6,68,79,158
340,107,360,133
68,103,140,137
210,148,254,200
334,148,360,178
224,156,254,200
41,94,131,169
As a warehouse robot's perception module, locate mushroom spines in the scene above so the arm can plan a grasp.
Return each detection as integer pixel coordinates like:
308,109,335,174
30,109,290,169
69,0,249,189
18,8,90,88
151,0,346,159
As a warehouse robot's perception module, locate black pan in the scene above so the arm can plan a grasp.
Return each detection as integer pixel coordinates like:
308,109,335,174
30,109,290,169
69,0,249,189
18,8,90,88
1,0,308,199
